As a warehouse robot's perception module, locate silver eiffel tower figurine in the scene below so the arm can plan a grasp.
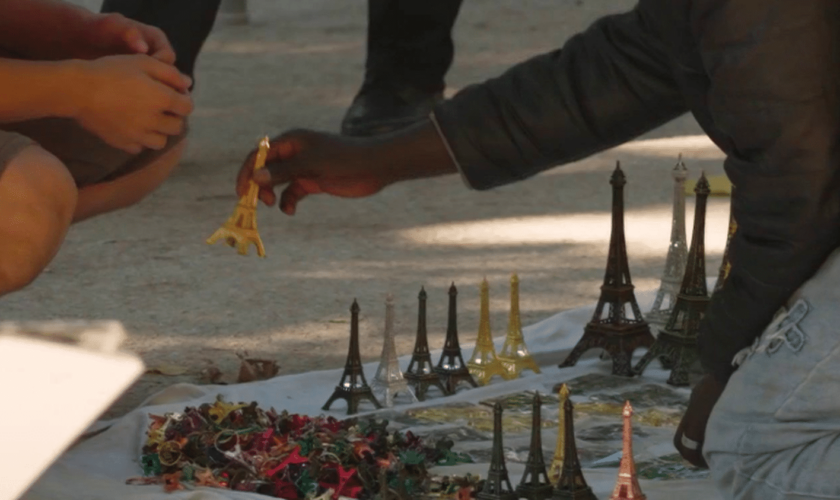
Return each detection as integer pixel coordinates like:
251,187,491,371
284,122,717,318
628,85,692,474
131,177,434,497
371,293,417,407
646,155,689,328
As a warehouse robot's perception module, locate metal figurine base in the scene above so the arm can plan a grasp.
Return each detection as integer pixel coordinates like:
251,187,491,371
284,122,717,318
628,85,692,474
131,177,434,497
404,287,451,400
646,156,688,328
371,294,417,407
547,384,571,485
322,300,383,415
517,393,553,500
477,403,518,500
499,274,541,379
634,173,711,386
434,283,478,394
552,398,597,500
560,164,654,377
609,402,646,500
468,279,508,385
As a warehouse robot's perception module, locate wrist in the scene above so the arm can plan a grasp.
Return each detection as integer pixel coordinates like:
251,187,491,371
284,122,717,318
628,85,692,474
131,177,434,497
51,60,89,119
371,120,458,185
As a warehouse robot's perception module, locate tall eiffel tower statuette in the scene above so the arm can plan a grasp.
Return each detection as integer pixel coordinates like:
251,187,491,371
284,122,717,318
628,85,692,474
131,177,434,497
559,163,654,376
646,156,688,328
713,187,736,295
498,274,541,378
477,403,518,500
371,294,417,407
516,392,553,500
547,383,571,485
322,300,383,415
404,287,451,400
609,402,646,500
552,398,597,500
434,283,478,394
634,173,711,386
468,278,509,385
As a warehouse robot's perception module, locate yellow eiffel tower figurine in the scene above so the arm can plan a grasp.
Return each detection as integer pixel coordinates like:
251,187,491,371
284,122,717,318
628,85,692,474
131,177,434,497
467,278,508,385
498,273,541,378
206,136,269,257
548,383,571,484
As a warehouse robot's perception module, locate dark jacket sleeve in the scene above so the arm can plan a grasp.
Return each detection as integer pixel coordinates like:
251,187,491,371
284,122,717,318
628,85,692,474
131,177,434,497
432,8,688,190
694,0,840,383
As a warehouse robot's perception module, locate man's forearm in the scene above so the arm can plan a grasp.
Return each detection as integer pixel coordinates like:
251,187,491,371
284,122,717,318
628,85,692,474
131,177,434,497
432,9,687,190
0,58,79,122
0,0,97,60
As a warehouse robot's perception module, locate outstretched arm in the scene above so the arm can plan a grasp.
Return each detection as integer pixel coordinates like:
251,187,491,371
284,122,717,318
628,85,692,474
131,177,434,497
0,0,174,62
432,8,688,190
242,7,688,213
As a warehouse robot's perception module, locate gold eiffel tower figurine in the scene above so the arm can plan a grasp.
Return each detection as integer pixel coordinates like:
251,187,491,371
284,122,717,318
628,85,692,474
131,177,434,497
467,278,508,385
498,274,540,379
206,136,269,257
548,383,570,484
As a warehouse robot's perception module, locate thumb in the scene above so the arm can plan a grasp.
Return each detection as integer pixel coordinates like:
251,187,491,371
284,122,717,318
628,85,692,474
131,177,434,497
252,132,312,187
122,26,149,54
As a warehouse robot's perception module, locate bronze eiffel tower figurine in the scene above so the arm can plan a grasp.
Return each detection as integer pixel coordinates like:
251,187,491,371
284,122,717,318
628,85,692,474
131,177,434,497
646,156,688,328
634,173,710,386
609,402,646,500
477,402,518,500
206,136,268,257
560,163,654,376
434,283,478,394
552,398,597,500
713,187,736,295
517,392,553,500
499,274,541,378
404,287,451,400
322,300,383,415
468,278,508,385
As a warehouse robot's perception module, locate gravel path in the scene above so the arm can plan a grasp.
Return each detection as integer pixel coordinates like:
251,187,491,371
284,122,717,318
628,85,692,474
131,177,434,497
9,0,728,417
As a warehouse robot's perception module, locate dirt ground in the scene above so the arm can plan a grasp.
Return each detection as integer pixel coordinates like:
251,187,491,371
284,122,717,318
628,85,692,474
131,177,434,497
9,0,729,418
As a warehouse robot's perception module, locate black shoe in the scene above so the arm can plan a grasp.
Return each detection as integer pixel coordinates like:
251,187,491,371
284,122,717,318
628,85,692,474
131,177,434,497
340,81,444,137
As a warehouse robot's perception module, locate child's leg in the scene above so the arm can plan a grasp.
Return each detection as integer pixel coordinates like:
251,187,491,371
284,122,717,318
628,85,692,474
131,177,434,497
0,140,77,295
2,117,188,223
73,138,186,222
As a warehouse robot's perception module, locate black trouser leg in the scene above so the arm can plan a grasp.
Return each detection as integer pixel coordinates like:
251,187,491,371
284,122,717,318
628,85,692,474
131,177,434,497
365,0,464,92
100,0,221,82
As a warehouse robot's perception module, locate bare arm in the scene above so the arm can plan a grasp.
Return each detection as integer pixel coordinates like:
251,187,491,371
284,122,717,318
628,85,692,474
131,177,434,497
0,58,78,122
0,0,99,60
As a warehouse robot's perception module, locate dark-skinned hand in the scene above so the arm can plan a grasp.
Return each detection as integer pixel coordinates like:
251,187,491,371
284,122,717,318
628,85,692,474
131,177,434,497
235,130,395,215
674,373,727,468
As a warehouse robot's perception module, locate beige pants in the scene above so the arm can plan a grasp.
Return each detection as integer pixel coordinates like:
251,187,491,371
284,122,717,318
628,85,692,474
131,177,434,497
0,118,186,187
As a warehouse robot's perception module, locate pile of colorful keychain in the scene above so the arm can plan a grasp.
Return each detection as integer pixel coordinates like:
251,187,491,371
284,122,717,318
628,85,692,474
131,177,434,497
127,395,477,499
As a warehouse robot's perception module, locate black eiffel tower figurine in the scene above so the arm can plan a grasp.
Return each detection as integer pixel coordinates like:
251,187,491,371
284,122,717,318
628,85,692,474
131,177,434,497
322,300,383,415
560,163,654,376
404,287,451,400
634,173,711,386
713,186,736,295
552,399,597,500
434,283,478,394
517,392,553,500
478,402,518,500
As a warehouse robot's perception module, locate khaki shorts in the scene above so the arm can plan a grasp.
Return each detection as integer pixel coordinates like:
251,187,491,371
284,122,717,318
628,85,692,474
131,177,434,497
0,117,186,188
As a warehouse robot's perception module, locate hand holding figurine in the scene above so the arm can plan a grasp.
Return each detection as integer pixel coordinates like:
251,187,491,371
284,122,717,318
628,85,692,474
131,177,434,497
235,130,394,215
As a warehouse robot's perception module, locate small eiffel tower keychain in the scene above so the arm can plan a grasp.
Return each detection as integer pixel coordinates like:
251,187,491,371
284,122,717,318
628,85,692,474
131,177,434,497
206,136,269,257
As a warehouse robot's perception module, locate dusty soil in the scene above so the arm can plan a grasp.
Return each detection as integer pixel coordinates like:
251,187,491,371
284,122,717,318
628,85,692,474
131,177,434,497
9,0,728,418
